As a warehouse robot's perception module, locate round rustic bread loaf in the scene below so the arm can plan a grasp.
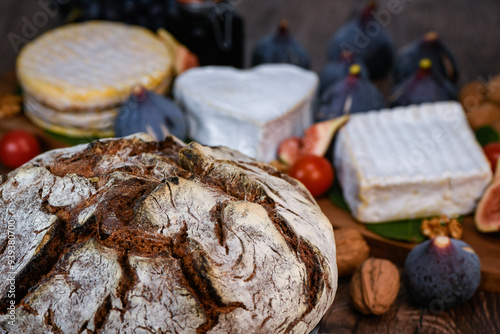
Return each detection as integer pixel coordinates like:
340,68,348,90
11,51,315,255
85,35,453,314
0,134,337,334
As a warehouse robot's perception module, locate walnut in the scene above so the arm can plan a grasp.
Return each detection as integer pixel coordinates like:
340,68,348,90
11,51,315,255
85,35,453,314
350,258,400,315
335,228,370,276
0,94,22,119
421,215,463,239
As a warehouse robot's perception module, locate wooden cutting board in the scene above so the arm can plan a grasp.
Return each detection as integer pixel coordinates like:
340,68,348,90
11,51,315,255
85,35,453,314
317,198,500,292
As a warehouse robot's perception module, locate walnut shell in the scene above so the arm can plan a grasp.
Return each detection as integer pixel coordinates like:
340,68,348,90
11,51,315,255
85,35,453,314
335,228,370,276
350,258,400,315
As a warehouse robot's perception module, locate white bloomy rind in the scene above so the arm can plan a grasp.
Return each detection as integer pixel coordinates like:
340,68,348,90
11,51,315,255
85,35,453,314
174,64,318,162
334,101,492,223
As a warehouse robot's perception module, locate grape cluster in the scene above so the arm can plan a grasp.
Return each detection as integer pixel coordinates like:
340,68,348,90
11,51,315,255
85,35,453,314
70,0,177,31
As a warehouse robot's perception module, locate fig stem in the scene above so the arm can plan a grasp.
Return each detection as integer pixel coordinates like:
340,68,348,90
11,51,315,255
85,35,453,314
131,85,147,101
434,235,451,248
278,20,289,36
349,64,362,76
424,31,439,42
361,1,377,22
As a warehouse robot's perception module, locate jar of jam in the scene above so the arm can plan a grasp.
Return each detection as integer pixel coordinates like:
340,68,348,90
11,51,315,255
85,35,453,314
170,0,245,68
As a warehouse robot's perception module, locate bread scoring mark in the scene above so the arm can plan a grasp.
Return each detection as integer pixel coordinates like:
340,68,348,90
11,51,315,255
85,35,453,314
44,308,63,334
93,294,112,332
0,136,334,333
179,144,329,329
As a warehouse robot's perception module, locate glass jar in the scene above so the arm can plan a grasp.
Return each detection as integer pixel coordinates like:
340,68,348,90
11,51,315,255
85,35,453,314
170,0,245,68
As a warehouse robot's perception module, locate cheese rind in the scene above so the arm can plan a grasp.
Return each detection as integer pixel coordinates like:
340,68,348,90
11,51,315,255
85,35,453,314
174,64,318,162
17,21,172,111
334,102,492,223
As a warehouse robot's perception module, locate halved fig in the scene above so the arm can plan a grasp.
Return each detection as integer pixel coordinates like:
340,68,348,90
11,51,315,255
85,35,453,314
277,115,349,166
475,161,500,232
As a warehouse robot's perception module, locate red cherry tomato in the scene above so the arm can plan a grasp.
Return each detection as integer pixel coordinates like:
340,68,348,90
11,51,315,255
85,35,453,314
0,130,41,169
484,142,500,173
288,155,334,197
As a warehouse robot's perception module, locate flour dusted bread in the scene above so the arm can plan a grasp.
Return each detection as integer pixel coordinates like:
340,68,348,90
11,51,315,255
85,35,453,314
0,134,337,334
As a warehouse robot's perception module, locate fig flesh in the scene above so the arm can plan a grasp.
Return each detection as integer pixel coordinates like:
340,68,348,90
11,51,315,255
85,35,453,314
393,31,458,85
316,64,385,122
404,236,481,311
475,161,500,232
115,86,187,141
327,1,394,80
389,58,457,107
278,115,349,166
251,20,310,69
319,51,369,95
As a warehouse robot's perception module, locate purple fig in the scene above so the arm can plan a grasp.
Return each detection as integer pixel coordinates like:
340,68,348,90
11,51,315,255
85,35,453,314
390,58,457,107
115,86,187,141
394,31,459,85
251,20,311,69
405,236,481,311
319,51,370,95
327,1,394,80
315,64,385,122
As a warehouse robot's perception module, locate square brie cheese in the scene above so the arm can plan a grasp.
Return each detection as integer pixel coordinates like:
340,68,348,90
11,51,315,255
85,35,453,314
334,101,492,223
174,64,318,162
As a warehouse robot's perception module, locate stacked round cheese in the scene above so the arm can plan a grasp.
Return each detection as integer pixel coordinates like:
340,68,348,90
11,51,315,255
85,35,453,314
17,21,173,137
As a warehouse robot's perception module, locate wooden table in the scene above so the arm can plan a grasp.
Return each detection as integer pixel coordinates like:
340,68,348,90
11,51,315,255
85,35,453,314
2,1,500,333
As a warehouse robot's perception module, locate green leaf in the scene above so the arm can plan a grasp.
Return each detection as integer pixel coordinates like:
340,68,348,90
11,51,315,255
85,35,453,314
44,130,101,146
328,180,350,211
328,180,426,243
366,219,426,243
475,126,500,147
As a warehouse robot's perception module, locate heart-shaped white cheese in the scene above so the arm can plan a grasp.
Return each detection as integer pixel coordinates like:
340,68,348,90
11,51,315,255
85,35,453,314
174,64,318,162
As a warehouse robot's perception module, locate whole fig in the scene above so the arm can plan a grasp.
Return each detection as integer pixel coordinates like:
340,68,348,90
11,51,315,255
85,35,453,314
319,51,369,95
393,31,458,85
316,64,385,122
327,1,394,80
251,20,311,69
389,58,457,107
404,236,481,311
115,86,187,141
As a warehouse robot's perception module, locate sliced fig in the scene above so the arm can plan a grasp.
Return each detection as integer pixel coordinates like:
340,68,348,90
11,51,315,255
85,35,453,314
277,115,349,166
277,137,302,166
475,161,500,233
302,115,349,157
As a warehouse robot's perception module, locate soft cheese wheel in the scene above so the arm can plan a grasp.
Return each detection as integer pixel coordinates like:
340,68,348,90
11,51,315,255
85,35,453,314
17,21,173,136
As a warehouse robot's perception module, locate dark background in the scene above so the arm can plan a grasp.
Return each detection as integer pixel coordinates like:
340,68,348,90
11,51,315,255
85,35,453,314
1,0,500,88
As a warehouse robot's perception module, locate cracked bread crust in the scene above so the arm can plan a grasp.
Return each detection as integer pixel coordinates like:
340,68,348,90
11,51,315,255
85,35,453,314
0,134,337,334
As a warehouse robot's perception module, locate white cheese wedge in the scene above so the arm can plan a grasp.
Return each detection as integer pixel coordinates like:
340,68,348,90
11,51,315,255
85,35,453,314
174,64,318,162
334,101,492,223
